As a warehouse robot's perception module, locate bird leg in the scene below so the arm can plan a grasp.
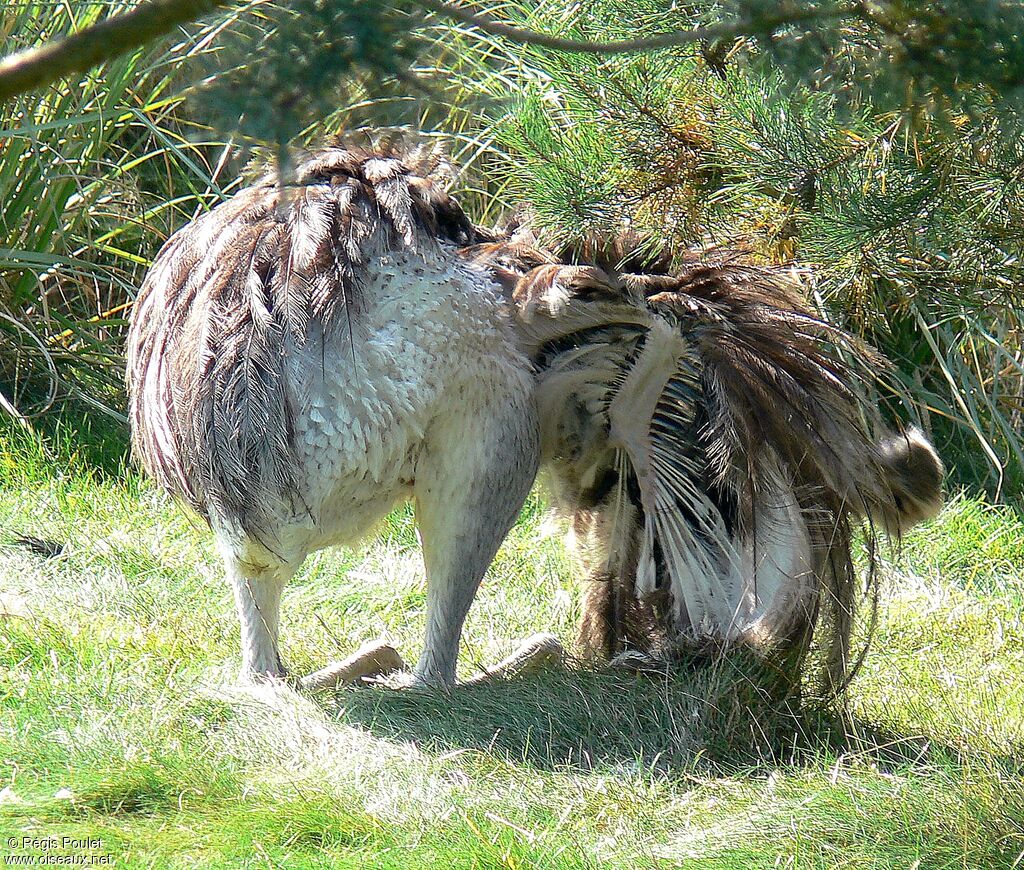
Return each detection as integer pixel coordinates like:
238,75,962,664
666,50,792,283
299,633,565,691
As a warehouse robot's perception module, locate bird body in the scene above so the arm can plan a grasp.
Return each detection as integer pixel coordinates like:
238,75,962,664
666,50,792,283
466,244,944,687
277,247,527,554
128,144,539,685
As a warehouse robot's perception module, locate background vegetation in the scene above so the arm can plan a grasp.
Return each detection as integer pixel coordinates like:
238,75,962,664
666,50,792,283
2,0,1024,491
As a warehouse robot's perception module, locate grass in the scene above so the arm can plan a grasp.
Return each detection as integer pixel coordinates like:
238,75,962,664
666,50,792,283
0,0,249,422
1,418,1023,868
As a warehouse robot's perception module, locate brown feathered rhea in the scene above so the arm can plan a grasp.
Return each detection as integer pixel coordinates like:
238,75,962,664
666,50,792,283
127,135,942,693
471,243,944,692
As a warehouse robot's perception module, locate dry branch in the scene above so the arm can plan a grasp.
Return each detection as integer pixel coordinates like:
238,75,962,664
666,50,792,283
0,0,227,103
419,0,857,54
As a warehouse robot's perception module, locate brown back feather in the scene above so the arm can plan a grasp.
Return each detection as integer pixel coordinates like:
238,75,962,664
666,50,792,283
127,144,478,536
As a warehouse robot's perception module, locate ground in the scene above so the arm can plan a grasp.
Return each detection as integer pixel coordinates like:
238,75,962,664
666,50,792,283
1,416,1022,868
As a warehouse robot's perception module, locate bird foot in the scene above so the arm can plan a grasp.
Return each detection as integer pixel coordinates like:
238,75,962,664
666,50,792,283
464,632,565,685
299,633,565,692
299,640,407,691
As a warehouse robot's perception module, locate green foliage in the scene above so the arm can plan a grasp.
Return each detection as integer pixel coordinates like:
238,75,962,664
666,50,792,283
432,0,1024,491
721,1,1024,116
2,0,1024,489
0,0,246,420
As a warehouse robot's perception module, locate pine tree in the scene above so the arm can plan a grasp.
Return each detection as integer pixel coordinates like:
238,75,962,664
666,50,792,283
427,0,1024,491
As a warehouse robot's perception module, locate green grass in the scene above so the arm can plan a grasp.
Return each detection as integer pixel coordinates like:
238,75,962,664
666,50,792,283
1,420,1023,868
1,0,264,424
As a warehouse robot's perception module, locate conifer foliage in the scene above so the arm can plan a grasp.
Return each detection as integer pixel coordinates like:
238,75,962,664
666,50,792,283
1,0,1022,487
431,0,1024,489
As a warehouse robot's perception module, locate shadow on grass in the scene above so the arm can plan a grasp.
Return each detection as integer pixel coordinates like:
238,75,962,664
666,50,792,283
329,658,1024,779
0,401,130,481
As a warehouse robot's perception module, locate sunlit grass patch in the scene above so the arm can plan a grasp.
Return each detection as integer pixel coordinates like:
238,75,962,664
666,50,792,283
1,419,1023,867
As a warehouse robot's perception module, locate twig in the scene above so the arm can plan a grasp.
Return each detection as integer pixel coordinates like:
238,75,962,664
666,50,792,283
0,386,35,433
48,301,134,346
0,0,862,103
0,0,228,103
417,0,859,54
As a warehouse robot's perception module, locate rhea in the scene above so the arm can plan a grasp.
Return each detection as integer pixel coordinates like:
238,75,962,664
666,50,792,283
128,141,943,692
128,143,545,687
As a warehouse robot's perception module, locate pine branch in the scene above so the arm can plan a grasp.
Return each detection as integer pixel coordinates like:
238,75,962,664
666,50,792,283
0,0,861,104
418,0,860,54
0,0,227,103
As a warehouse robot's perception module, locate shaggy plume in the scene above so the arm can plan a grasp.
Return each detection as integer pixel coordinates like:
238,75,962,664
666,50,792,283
471,242,944,692
127,141,480,536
